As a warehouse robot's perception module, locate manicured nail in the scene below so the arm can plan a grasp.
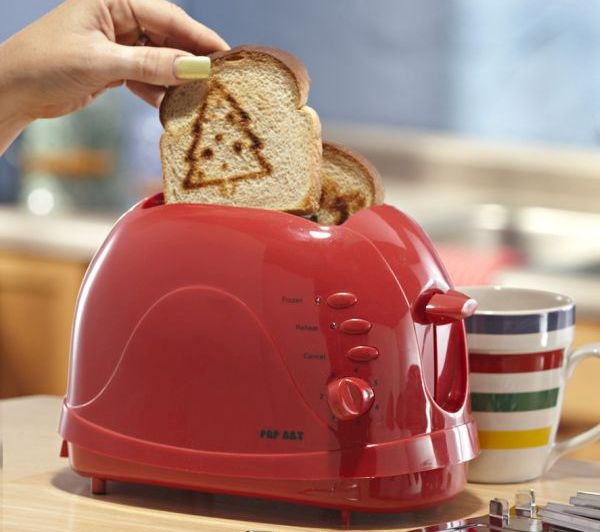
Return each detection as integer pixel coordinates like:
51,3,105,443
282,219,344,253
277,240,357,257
174,56,211,80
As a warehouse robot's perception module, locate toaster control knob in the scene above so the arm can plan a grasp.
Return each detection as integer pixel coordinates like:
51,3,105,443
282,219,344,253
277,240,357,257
327,377,375,421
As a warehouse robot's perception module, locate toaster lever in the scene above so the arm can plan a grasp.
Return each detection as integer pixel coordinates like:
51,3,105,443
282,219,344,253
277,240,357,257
425,290,478,325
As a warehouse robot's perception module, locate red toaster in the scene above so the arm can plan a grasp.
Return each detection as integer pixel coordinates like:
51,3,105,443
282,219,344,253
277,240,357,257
59,193,479,519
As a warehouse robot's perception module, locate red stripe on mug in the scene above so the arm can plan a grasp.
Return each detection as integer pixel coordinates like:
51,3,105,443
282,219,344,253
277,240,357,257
469,349,564,373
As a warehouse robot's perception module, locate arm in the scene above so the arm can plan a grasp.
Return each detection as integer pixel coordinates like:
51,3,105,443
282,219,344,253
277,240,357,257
0,0,228,156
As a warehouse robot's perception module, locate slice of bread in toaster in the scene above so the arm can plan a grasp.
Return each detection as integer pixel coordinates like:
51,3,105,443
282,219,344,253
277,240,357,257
317,141,384,225
160,46,322,214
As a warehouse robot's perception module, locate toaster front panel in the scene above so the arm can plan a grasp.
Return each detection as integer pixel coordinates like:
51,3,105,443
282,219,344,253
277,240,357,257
261,223,435,449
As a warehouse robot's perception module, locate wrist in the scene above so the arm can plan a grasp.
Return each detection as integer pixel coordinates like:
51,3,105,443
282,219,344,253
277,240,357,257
0,40,32,154
0,89,31,132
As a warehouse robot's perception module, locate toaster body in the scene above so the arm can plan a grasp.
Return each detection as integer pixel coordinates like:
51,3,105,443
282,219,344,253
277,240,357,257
59,193,478,513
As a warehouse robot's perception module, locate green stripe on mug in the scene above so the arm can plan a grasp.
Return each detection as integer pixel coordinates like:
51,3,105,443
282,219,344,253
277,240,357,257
478,426,552,449
471,388,559,412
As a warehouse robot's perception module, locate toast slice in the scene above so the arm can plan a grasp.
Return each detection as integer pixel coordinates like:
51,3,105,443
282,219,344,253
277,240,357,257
317,141,384,224
160,46,322,214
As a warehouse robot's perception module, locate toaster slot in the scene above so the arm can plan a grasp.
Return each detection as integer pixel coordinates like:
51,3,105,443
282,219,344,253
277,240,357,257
140,192,165,208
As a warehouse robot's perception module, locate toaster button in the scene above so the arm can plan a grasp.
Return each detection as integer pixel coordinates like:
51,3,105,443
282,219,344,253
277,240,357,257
326,292,357,309
340,318,372,334
327,377,375,420
347,345,379,362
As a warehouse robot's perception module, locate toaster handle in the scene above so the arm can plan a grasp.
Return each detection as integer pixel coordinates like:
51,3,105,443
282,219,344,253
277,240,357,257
425,290,478,325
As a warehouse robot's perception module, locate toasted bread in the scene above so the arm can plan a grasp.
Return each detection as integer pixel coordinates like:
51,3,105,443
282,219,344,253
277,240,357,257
317,142,384,224
160,46,322,214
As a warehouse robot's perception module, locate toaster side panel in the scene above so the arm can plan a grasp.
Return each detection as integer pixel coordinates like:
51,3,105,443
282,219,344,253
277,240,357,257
75,285,334,453
63,200,476,478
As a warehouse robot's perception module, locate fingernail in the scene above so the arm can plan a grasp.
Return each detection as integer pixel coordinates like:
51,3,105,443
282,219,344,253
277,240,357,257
174,56,211,80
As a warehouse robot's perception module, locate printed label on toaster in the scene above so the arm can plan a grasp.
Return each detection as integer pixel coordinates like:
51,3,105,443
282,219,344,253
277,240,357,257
260,429,304,441
296,324,318,331
304,352,326,360
281,295,303,304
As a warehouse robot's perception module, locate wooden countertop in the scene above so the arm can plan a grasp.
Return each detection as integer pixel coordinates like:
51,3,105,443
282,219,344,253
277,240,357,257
3,396,600,532
559,320,600,461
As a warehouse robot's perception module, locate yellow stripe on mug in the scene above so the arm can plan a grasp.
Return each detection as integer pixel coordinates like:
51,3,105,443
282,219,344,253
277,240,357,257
478,426,552,449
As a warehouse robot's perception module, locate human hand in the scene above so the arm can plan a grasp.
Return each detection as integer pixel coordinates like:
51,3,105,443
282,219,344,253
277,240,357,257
0,0,227,152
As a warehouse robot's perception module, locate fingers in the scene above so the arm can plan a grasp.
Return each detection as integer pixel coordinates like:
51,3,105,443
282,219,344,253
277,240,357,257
119,0,228,54
126,80,165,108
100,1,225,106
108,43,192,86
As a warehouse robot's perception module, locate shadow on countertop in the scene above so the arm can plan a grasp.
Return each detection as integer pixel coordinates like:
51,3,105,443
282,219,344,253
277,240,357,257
51,466,483,530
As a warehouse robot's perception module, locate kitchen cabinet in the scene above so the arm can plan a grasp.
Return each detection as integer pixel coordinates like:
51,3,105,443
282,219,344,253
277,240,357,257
0,252,86,398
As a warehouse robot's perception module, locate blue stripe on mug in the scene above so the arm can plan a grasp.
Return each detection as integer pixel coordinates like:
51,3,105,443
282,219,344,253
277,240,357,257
465,308,575,335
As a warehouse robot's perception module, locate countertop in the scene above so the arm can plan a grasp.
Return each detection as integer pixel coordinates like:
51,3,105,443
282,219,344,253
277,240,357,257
2,396,599,532
0,206,116,262
0,183,477,262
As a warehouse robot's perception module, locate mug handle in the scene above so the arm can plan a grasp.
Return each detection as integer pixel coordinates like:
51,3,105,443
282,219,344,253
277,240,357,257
544,343,600,472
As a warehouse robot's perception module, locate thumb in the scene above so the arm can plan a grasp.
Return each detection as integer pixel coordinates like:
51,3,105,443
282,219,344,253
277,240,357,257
108,44,201,86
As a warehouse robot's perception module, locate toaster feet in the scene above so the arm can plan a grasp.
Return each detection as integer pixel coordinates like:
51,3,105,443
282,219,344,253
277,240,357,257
91,477,107,495
59,440,69,458
340,509,351,528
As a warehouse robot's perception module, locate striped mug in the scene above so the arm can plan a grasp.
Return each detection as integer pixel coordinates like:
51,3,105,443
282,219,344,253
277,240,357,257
461,286,600,483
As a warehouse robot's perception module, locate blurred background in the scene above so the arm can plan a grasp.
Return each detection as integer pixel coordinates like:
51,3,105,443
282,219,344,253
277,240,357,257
1,1,599,457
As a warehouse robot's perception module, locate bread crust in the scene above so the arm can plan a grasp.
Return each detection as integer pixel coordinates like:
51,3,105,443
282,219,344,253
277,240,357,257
160,45,310,126
322,141,385,204
210,45,310,107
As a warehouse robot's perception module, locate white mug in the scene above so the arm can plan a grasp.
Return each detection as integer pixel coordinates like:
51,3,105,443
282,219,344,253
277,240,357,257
460,286,600,483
